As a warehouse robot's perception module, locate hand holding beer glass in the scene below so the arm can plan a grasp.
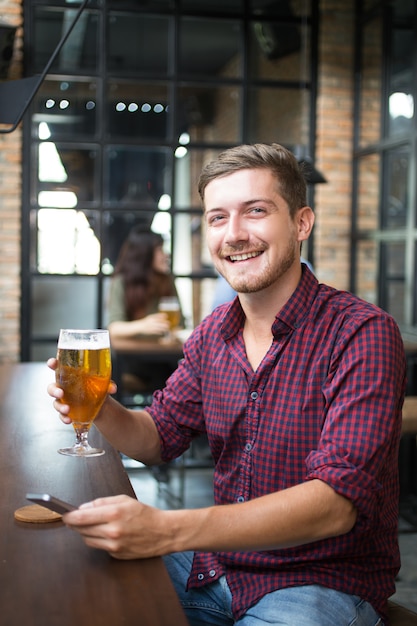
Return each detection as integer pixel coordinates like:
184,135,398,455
55,329,111,457
158,296,181,341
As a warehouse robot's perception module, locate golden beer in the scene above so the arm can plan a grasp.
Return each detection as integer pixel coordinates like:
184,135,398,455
158,297,181,331
56,346,111,429
56,329,111,457
164,308,181,331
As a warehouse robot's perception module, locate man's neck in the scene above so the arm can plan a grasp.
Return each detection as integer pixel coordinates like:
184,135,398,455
238,265,302,330
238,267,302,371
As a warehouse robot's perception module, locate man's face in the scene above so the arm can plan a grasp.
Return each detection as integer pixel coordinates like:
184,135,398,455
204,168,311,294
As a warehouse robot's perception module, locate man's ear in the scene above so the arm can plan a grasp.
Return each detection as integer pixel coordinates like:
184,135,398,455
297,206,315,242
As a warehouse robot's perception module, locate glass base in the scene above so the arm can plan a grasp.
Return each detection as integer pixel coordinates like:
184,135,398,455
58,445,105,457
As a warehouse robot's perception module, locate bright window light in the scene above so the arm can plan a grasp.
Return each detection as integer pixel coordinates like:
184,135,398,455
158,193,171,210
38,143,68,182
179,132,190,145
389,92,414,119
38,191,78,208
38,122,51,140
151,211,172,236
37,209,100,275
175,146,188,158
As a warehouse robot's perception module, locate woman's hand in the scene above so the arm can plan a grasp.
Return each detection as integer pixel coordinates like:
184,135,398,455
133,313,170,336
109,313,170,340
46,358,116,425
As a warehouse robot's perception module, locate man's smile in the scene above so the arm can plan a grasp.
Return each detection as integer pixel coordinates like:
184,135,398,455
227,251,263,262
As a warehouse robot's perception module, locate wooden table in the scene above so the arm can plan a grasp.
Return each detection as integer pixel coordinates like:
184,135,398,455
0,362,188,626
110,336,184,355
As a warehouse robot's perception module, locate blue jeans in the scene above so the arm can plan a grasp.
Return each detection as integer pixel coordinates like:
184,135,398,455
163,552,384,626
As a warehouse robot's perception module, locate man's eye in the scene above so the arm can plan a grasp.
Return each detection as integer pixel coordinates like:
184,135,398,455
209,215,225,224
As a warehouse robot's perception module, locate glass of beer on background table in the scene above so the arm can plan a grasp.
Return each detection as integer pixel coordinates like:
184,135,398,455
55,329,111,457
158,296,181,340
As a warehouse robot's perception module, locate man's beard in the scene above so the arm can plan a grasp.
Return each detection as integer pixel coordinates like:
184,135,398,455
220,240,297,294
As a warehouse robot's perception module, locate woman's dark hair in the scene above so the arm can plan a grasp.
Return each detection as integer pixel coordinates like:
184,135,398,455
198,143,307,217
114,226,174,320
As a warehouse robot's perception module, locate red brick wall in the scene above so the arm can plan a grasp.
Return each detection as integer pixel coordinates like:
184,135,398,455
315,0,355,290
0,0,22,361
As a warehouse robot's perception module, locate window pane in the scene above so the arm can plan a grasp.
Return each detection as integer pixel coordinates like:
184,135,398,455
174,277,218,329
247,87,309,145
357,153,380,231
105,146,171,204
356,240,378,305
359,14,382,148
380,241,406,323
36,145,98,203
107,0,173,8
182,0,243,12
381,148,409,229
384,241,405,277
33,7,99,74
171,213,214,298
414,242,417,325
107,82,169,140
177,84,241,143
101,211,164,271
32,341,61,364
32,78,98,140
173,147,223,209
250,0,311,18
34,0,101,6
387,29,414,138
249,21,309,81
35,209,100,275
108,13,170,76
179,17,242,78
32,277,98,336
393,0,416,19
385,281,405,323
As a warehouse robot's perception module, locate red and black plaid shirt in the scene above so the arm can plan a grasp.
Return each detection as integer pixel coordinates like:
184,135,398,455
149,267,406,622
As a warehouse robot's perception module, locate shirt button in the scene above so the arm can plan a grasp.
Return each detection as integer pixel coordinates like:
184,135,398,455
245,443,252,452
197,573,204,580
237,496,245,503
209,569,216,577
250,391,258,400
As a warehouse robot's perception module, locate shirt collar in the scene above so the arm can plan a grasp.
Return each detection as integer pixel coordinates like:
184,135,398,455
220,265,319,341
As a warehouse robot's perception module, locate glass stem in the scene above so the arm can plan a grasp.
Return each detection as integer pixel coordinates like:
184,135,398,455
75,428,90,449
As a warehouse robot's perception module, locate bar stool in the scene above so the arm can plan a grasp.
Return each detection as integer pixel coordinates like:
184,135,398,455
388,600,417,624
399,396,417,530
402,396,417,433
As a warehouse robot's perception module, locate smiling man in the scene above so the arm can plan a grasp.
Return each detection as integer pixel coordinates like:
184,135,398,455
48,143,406,626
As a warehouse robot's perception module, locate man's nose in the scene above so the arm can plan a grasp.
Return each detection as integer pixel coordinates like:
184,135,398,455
225,215,248,244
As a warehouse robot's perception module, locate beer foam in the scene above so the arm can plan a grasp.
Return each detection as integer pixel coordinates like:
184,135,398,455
58,330,110,349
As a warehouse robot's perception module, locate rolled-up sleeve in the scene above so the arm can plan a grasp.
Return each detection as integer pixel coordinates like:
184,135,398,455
305,313,405,526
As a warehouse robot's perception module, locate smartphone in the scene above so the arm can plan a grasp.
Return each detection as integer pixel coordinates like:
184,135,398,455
26,493,77,515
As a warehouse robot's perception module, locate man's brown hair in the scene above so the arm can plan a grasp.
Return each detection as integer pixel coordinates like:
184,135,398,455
198,143,307,217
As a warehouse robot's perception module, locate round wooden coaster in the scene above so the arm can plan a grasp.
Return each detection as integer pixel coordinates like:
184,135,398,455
14,504,62,524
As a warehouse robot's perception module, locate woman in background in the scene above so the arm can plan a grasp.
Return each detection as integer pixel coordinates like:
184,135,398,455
108,226,179,340
108,226,183,394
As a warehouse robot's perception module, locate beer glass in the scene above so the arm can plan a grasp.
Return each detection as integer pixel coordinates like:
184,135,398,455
55,329,111,457
158,296,181,340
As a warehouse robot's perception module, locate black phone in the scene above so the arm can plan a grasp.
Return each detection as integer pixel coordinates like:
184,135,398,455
26,493,77,515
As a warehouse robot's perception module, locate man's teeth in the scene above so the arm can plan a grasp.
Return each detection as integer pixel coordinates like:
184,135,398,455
229,251,260,262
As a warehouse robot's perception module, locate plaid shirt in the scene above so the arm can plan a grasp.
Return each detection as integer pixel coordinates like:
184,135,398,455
149,267,406,621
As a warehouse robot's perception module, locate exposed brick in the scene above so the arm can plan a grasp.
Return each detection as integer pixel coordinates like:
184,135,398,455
0,1,22,362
